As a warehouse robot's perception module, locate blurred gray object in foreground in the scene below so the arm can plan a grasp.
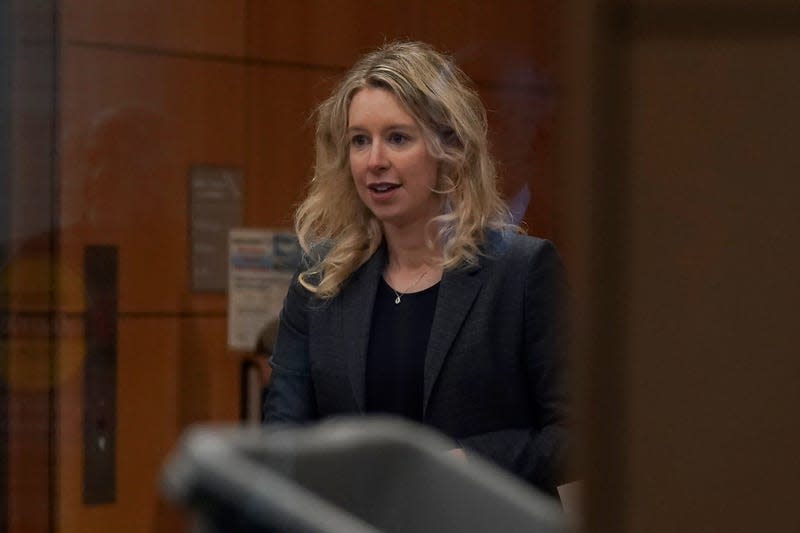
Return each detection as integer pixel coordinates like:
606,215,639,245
161,417,567,533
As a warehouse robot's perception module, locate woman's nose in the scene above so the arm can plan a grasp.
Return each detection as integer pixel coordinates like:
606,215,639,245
367,142,390,173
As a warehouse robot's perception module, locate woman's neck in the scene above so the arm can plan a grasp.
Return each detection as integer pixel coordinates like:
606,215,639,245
382,223,440,271
382,227,443,293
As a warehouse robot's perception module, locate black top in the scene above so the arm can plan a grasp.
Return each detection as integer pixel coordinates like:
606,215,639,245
364,277,439,421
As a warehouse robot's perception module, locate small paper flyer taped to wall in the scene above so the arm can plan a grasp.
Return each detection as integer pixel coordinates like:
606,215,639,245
227,228,301,351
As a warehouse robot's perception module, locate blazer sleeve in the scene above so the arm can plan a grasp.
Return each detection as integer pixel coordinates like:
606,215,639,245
457,240,571,495
263,271,319,423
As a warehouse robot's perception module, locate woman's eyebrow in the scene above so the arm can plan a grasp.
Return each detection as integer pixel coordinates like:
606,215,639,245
347,122,417,132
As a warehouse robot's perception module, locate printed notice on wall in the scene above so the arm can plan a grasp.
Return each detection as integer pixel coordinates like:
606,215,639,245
227,228,301,351
190,166,243,292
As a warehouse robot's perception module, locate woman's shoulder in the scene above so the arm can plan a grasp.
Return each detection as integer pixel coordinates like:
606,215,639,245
483,228,556,262
480,230,565,292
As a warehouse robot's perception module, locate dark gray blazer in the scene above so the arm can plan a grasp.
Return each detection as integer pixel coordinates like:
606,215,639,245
265,230,569,493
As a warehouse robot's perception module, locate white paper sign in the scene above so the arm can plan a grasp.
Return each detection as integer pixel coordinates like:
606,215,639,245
227,228,301,351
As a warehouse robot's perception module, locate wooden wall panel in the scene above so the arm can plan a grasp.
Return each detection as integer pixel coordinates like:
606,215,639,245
6,333,51,533
247,0,561,82
481,85,558,238
59,46,246,314
56,317,193,533
419,0,561,84
61,0,246,56
246,66,339,227
562,1,800,532
55,40,244,533
247,0,421,67
624,37,800,533
177,317,239,426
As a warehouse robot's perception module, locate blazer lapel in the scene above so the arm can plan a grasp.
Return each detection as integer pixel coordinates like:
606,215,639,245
340,247,386,412
423,261,486,414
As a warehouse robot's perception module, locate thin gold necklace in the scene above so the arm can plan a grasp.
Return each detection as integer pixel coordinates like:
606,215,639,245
388,268,429,305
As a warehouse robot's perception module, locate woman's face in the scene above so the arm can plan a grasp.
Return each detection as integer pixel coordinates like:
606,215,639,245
347,87,440,230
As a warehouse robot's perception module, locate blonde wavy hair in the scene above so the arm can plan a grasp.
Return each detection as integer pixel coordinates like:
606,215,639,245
295,41,514,298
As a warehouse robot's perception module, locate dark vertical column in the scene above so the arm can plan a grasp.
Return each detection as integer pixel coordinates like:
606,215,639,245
47,3,61,531
82,246,118,504
0,0,12,528
2,1,60,529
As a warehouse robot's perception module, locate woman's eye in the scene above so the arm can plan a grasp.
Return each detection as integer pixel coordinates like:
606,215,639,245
389,133,407,144
388,132,409,145
350,134,369,147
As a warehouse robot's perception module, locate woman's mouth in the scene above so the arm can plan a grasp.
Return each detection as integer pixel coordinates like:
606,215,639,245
367,182,401,193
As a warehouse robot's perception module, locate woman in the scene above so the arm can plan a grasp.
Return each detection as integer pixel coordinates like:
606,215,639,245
264,41,568,494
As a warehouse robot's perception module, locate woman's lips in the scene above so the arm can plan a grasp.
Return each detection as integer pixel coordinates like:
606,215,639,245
367,182,401,193
367,182,401,201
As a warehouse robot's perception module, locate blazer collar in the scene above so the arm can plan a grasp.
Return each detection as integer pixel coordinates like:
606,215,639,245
340,243,489,414
341,245,387,412
423,261,486,414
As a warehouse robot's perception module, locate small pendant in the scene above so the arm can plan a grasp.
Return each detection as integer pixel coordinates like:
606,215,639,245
394,296,401,304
